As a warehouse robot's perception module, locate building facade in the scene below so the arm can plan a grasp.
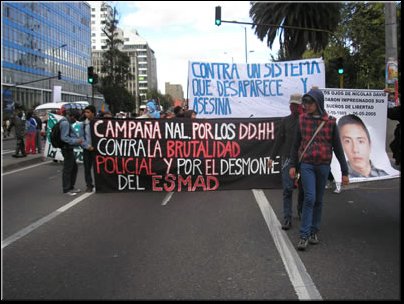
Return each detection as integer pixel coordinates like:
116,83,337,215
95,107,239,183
165,82,184,101
90,1,158,113
2,2,95,111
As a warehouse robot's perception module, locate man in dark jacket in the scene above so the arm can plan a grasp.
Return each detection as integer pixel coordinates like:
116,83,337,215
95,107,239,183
9,110,27,158
268,93,304,230
289,88,349,251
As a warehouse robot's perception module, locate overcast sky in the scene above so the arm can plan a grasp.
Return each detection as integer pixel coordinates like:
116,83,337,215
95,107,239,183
115,1,279,95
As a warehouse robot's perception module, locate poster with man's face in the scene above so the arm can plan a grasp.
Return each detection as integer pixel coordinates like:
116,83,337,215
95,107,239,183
324,88,400,183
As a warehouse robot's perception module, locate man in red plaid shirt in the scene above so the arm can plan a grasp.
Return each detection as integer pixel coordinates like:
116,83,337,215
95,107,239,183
289,87,349,251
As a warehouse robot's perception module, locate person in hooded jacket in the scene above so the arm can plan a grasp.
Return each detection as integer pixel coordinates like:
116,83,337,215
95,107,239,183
289,87,349,251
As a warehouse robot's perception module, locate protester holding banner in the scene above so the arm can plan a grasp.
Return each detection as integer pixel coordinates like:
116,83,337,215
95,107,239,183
268,93,304,230
60,107,84,196
289,88,349,251
80,105,96,192
183,109,197,119
338,114,388,178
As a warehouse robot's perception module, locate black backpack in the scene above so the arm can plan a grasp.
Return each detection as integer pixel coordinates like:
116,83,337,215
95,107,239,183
50,121,66,148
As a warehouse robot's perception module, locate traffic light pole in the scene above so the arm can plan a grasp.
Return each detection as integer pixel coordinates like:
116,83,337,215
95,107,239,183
339,74,344,88
92,83,95,106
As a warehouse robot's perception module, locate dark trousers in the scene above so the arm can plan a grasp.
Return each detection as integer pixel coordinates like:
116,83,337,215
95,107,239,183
15,137,26,156
61,147,78,193
83,149,95,188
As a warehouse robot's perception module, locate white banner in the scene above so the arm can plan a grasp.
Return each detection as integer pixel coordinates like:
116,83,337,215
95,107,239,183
324,88,400,183
188,58,325,118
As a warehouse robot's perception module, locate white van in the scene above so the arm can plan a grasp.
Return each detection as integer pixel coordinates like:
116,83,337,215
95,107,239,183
34,101,89,122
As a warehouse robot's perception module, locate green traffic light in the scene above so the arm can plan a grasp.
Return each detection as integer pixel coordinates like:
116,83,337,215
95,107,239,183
215,20,221,26
88,78,94,84
338,68,344,75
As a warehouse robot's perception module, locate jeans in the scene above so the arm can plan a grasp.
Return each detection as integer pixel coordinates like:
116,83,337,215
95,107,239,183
61,147,78,193
281,159,294,220
299,162,330,239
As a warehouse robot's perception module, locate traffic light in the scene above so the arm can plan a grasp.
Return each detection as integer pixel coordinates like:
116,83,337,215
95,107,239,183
93,73,99,85
87,66,94,84
337,57,344,75
58,71,62,80
215,6,221,26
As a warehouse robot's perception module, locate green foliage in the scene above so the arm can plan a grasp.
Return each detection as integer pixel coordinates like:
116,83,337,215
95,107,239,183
98,6,134,114
251,2,400,92
249,3,342,60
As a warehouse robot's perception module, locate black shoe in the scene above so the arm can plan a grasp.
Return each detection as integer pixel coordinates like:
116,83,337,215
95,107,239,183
281,219,292,230
86,186,93,193
297,238,308,251
12,154,20,158
308,233,319,245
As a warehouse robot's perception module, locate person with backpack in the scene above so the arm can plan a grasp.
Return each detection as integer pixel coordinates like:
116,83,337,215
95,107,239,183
59,106,84,196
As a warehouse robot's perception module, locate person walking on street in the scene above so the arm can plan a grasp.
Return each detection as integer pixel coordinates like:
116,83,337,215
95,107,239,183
60,107,84,196
289,88,349,251
80,105,96,192
8,110,27,158
268,93,304,230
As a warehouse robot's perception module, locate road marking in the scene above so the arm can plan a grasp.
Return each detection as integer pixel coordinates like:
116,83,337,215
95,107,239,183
2,160,53,176
2,192,94,249
2,149,15,155
252,189,322,300
161,191,174,205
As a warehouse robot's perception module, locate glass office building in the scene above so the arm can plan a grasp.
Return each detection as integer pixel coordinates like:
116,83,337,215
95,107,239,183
2,2,94,110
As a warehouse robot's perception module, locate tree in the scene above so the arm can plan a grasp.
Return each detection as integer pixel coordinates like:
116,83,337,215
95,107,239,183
249,3,342,60
335,3,387,89
98,5,133,114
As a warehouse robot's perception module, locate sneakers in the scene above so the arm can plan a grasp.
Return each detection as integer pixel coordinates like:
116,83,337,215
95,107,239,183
64,188,81,196
65,190,77,196
297,238,308,251
334,182,342,194
281,219,292,230
309,233,319,244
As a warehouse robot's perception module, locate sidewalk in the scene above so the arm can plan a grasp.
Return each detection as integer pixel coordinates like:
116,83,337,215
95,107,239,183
2,134,49,172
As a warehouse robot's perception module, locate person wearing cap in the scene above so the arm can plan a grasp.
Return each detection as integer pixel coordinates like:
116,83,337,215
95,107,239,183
268,93,304,230
60,107,84,196
289,87,349,251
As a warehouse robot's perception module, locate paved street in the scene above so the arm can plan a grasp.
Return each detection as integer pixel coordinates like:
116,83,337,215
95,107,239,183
2,144,400,300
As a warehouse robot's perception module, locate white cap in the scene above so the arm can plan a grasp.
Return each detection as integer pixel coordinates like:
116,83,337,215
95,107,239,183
289,93,302,104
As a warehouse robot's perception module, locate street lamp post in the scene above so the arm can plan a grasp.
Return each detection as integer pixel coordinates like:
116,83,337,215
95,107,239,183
49,44,67,102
